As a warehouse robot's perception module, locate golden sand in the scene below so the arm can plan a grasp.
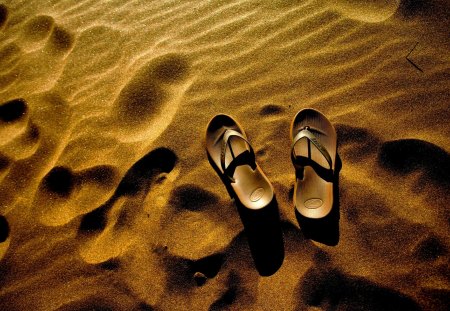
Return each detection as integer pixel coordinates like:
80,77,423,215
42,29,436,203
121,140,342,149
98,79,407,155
0,0,449,310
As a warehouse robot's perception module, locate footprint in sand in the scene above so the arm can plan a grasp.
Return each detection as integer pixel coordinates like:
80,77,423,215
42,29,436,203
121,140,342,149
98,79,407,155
0,93,74,211
158,183,242,257
111,53,192,142
34,164,120,226
19,14,74,55
77,148,177,264
0,98,28,125
0,98,40,160
0,12,74,95
73,148,252,309
19,17,74,91
337,126,450,190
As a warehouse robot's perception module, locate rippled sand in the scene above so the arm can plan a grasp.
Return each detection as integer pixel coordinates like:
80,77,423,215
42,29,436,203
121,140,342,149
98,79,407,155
0,0,449,310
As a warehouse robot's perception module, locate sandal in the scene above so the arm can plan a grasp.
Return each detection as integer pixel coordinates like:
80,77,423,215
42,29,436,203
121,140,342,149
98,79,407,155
290,108,337,219
206,114,274,209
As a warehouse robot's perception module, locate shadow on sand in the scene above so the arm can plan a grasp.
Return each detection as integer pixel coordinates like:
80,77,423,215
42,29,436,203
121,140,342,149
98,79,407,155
207,152,284,276
235,197,284,276
295,154,342,246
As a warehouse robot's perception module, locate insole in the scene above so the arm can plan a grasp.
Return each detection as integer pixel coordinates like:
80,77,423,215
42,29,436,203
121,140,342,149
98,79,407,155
295,166,333,218
224,136,273,210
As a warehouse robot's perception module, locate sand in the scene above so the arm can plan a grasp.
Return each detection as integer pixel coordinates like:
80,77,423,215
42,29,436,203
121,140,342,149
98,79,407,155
0,0,449,310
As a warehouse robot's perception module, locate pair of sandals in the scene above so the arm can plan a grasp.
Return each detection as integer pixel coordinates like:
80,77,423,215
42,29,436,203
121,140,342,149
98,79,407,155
206,108,337,219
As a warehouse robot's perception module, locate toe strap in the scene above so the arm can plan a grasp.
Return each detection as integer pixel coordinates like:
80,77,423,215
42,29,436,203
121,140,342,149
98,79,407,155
291,127,334,181
220,129,256,182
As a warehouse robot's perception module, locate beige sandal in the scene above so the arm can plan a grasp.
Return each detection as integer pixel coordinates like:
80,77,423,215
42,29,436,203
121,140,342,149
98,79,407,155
206,114,273,210
290,108,337,219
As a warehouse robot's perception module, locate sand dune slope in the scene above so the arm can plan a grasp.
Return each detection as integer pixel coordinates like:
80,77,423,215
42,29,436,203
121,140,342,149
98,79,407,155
0,0,449,310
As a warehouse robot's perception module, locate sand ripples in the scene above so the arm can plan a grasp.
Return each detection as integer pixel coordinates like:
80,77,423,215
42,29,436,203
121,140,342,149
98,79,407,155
0,0,448,309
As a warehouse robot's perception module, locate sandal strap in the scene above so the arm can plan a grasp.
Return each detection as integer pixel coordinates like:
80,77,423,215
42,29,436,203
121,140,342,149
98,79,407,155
291,126,333,171
220,129,256,182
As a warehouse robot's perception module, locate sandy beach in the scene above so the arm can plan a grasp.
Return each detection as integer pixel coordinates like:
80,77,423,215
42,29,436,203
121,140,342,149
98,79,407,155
0,0,449,310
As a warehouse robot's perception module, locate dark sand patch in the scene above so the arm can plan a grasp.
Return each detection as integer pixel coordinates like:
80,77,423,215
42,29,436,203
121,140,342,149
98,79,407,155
296,265,422,310
0,98,27,123
378,139,450,186
259,104,284,116
0,215,8,242
0,4,8,28
169,184,219,211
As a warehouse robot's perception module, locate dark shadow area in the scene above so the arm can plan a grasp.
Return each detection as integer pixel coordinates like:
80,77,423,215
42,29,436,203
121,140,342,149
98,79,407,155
396,0,449,19
192,252,225,279
418,288,450,311
296,266,422,311
236,197,284,276
97,258,121,271
42,166,75,197
210,287,238,311
398,0,432,17
413,235,448,262
0,98,28,122
54,296,155,311
295,154,341,246
0,4,8,28
78,199,112,234
0,215,9,242
209,272,243,311
169,184,219,212
0,154,10,172
378,139,450,186
51,298,114,311
161,247,225,290
259,104,284,116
